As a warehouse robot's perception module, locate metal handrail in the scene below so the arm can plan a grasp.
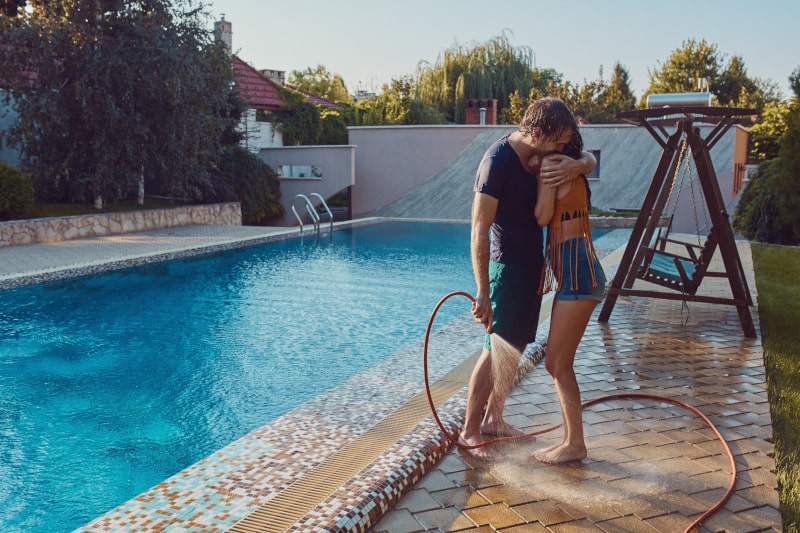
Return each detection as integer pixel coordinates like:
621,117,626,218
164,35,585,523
291,194,319,235
309,193,334,234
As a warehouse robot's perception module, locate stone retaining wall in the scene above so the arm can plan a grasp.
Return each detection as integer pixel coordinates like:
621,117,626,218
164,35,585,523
0,202,241,248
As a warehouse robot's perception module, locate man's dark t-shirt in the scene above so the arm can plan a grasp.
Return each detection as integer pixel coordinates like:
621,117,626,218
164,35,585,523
474,134,544,267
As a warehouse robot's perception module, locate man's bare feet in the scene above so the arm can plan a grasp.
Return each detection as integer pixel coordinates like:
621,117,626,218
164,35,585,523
480,420,525,438
533,441,587,464
458,433,495,460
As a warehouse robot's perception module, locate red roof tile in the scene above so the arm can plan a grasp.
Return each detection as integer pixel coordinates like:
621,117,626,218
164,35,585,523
286,84,347,110
232,56,285,111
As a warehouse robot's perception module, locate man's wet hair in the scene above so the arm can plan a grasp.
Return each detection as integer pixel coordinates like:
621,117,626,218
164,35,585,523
518,97,578,142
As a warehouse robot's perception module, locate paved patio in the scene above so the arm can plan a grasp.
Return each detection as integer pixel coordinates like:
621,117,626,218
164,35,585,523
0,223,781,532
370,238,781,532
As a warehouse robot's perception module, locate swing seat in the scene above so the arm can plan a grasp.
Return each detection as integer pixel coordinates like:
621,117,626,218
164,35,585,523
638,229,716,295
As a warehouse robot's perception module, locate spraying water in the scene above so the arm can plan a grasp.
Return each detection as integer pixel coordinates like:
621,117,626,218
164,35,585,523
489,332,524,403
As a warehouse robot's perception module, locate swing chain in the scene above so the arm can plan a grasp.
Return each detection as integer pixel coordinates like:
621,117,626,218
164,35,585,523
664,138,688,218
683,145,707,248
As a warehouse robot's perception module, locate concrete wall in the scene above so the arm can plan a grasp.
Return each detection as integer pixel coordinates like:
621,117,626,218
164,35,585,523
348,125,502,218
240,109,283,154
258,144,356,226
0,202,241,247
579,124,747,235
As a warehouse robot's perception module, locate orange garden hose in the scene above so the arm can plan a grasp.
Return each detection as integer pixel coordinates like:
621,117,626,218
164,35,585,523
423,291,737,533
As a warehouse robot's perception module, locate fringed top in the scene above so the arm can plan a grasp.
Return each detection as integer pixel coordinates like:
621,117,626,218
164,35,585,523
539,178,602,294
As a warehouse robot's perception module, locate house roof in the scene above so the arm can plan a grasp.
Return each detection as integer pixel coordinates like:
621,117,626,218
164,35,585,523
232,56,346,112
286,84,347,110
232,56,285,111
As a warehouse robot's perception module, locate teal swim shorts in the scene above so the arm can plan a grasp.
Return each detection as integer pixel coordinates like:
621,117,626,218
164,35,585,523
484,260,542,352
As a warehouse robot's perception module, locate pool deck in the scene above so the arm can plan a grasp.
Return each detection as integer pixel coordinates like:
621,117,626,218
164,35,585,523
0,222,781,532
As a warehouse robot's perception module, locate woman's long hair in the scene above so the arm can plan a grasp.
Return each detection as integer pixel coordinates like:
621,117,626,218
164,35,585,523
563,130,592,210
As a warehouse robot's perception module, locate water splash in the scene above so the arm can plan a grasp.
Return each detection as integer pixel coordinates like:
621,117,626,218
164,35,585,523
489,332,523,399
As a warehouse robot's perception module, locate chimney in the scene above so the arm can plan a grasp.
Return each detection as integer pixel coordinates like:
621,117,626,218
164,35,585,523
214,16,233,55
465,99,497,125
260,69,286,86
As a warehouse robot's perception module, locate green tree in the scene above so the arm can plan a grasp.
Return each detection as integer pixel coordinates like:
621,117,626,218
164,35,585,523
771,82,800,240
500,63,635,125
644,38,780,113
350,77,445,126
318,108,348,145
499,89,527,124
644,38,722,104
560,74,609,123
0,160,34,219
734,66,800,244
600,62,637,120
269,86,322,145
288,64,353,104
750,100,791,162
0,0,240,207
415,32,537,123
716,55,782,111
215,145,283,225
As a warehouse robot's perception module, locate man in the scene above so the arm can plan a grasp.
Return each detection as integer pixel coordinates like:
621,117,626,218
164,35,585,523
459,97,596,459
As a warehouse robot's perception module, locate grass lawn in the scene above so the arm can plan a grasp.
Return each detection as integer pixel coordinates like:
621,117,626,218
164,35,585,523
752,242,800,532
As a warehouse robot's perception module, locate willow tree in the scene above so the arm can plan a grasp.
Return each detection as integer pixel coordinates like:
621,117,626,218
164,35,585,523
415,32,537,123
0,0,240,207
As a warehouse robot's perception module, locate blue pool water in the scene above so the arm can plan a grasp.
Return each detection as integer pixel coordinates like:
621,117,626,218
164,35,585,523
0,221,615,532
0,221,481,532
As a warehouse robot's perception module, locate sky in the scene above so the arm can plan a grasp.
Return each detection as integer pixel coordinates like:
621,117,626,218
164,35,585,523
207,0,799,101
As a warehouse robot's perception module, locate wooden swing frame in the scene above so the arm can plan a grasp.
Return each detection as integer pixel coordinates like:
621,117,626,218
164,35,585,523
598,106,758,338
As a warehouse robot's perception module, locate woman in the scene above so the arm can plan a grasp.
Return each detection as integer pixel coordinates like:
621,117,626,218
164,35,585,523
531,130,606,464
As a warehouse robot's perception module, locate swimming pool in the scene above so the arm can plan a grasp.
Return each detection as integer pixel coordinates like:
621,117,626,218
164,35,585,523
1,221,486,532
0,221,619,532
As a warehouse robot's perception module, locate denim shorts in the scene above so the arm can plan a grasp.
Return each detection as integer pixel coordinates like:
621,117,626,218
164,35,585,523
554,239,607,302
484,260,542,351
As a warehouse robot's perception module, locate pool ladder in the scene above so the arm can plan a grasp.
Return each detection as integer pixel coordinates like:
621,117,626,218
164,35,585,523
291,193,334,236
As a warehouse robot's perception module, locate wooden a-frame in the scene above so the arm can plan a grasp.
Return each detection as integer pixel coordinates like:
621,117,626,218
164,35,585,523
597,106,758,338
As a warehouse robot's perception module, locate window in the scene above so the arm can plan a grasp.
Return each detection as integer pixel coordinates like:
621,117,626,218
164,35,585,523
277,165,323,178
587,150,600,180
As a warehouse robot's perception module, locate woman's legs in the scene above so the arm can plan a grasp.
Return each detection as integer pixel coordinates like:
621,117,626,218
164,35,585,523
534,297,597,464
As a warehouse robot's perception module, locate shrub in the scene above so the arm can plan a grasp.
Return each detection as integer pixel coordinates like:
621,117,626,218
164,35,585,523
734,93,800,246
733,162,797,244
215,146,284,225
0,161,35,221
319,109,348,145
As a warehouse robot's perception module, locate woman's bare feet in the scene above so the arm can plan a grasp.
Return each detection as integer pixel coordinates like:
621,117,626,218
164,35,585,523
480,420,525,438
533,441,587,464
458,432,495,460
